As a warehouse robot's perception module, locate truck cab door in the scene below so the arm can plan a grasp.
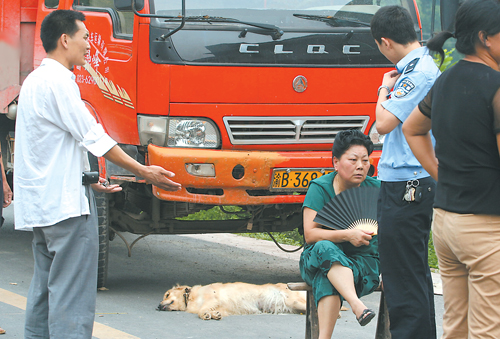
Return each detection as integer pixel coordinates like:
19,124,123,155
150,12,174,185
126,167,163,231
73,0,140,145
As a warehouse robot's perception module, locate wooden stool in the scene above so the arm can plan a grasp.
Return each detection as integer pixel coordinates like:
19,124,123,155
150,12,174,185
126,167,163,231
287,282,391,339
288,282,318,339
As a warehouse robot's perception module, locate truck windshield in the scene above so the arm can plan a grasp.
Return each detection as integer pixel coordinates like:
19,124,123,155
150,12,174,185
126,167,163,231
149,0,420,66
152,0,413,30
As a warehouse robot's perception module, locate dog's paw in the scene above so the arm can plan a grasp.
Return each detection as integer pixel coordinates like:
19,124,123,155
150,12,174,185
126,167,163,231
201,312,211,320
211,311,222,320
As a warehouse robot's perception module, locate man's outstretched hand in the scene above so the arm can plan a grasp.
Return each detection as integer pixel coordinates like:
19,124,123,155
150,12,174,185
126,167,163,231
103,145,182,192
141,165,182,192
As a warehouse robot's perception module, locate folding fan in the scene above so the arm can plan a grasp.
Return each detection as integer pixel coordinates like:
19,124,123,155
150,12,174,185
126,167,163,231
313,186,380,234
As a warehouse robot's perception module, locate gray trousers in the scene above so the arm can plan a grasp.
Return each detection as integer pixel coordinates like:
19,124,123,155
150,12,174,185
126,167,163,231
25,187,98,339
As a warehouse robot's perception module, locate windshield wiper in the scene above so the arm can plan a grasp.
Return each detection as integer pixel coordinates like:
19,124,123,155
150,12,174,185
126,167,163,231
293,13,370,28
162,15,284,40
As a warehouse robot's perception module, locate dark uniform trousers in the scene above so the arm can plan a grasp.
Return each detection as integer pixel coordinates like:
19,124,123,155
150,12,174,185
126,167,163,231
377,177,437,339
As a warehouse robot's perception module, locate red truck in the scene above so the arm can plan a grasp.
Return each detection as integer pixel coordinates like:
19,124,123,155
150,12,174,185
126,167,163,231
0,0,454,287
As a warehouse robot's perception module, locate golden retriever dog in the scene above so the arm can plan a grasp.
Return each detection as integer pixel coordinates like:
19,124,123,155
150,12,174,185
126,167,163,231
157,282,307,320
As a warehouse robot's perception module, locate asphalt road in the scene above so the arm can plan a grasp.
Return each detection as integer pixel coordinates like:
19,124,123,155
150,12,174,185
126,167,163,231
0,203,443,338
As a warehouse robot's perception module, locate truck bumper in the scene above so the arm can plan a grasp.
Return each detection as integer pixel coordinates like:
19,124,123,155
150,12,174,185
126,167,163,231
148,144,380,205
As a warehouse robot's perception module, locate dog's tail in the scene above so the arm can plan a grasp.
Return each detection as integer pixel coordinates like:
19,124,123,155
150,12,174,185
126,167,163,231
259,289,292,314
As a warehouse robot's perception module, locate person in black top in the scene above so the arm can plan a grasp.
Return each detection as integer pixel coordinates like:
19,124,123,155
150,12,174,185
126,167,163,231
403,0,500,337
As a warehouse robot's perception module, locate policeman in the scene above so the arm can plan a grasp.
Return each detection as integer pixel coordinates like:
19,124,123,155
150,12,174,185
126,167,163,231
370,6,441,339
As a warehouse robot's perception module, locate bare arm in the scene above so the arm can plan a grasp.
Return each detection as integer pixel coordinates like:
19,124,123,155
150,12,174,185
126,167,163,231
303,207,372,247
494,88,500,159
103,145,181,192
497,134,500,159
402,106,438,180
0,151,12,208
375,70,402,135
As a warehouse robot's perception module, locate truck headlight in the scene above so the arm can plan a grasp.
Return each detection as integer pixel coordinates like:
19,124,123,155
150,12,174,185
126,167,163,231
369,122,385,148
138,116,220,148
138,115,168,146
167,118,219,148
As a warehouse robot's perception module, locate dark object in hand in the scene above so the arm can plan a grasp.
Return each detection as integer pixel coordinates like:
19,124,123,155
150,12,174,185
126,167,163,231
82,171,99,185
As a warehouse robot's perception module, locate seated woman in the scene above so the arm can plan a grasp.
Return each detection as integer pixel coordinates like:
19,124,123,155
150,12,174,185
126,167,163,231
300,130,380,339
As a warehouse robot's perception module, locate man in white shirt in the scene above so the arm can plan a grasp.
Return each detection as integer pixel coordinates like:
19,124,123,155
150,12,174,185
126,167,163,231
14,10,181,339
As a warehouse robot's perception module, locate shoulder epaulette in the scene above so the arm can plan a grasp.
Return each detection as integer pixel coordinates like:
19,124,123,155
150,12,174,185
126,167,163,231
404,58,420,74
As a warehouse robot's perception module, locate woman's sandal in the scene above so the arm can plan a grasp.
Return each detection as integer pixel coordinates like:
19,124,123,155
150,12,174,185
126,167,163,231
357,308,376,326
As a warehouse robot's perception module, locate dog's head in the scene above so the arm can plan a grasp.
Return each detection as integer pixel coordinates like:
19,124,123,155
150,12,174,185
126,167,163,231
157,285,192,312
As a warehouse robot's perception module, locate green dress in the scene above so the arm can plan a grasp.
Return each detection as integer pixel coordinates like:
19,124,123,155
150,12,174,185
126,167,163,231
299,172,381,306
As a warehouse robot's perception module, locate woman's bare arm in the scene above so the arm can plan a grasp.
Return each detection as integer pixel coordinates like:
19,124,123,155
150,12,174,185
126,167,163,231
403,107,438,180
493,89,500,159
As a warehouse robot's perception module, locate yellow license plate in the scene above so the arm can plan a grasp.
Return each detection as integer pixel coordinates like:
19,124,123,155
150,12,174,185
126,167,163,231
271,168,334,191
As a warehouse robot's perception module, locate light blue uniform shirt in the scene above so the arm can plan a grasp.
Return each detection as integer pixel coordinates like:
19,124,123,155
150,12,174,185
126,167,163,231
377,47,440,182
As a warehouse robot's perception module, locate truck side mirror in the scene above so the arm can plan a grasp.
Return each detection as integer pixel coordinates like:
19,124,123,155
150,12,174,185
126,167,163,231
440,0,461,32
114,0,144,12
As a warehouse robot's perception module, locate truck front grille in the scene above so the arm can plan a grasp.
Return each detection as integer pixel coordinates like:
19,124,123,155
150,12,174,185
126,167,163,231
223,116,370,145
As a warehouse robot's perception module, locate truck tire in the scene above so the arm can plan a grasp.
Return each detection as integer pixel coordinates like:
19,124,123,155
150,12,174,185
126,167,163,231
95,191,109,289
